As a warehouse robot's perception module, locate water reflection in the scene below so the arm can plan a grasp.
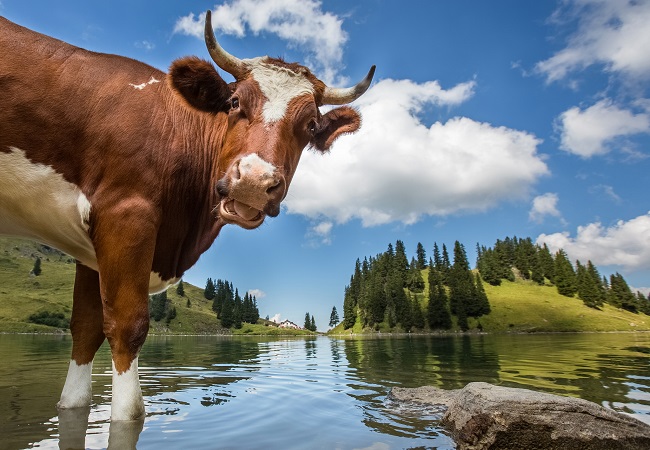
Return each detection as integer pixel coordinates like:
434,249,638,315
57,407,143,450
1,334,650,449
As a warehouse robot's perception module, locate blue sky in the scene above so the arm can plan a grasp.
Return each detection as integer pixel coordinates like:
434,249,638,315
3,0,649,330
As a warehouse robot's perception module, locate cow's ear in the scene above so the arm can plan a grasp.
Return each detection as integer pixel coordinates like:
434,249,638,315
168,57,231,113
311,106,362,152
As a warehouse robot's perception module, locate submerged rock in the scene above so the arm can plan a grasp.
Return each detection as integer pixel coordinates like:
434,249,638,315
388,382,650,450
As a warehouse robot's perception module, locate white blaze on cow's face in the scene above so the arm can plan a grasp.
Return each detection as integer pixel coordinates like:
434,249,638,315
216,59,319,229
245,57,315,124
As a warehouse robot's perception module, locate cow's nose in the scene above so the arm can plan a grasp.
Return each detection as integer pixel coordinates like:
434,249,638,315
227,154,286,214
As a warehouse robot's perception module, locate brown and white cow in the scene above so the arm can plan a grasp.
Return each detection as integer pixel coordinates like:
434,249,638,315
0,11,374,421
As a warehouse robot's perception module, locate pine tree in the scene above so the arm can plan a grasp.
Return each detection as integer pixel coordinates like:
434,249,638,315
406,256,425,293
176,279,185,296
554,250,576,297
474,272,491,316
477,247,502,286
204,278,216,300
310,315,317,332
514,237,533,279
432,242,442,270
394,240,409,286
220,287,235,328
608,273,638,313
416,242,427,270
493,239,515,282
538,244,555,283
386,267,409,328
587,260,607,308
411,295,425,329
343,285,356,329
242,292,259,324
304,312,312,330
329,306,340,327
576,260,605,309
530,248,544,285
233,289,243,329
441,244,451,283
31,257,42,276
150,290,168,322
448,241,473,316
427,264,452,330
637,292,650,315
165,306,177,325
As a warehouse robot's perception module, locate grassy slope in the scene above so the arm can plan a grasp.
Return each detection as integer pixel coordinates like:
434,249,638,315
0,238,316,335
330,268,650,334
0,238,76,332
2,238,648,334
479,279,650,332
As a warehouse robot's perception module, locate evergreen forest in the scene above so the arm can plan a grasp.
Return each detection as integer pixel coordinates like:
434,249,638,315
342,237,650,332
201,278,260,329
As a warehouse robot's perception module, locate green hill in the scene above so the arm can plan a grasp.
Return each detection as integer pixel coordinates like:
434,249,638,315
0,237,226,333
2,237,648,335
330,267,650,334
0,237,315,335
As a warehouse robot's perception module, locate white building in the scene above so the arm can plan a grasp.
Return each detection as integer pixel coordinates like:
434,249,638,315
278,319,301,330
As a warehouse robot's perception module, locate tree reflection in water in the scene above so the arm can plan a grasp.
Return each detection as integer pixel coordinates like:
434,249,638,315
2,333,650,449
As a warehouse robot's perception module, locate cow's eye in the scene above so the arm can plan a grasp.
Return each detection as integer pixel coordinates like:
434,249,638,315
307,119,317,135
230,97,240,110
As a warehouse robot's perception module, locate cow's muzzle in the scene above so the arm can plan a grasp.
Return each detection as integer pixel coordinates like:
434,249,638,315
217,154,286,229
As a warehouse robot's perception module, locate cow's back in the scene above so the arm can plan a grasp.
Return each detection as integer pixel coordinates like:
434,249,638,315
0,17,167,270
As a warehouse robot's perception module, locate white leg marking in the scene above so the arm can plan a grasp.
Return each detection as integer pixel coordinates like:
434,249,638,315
111,357,145,421
58,360,93,409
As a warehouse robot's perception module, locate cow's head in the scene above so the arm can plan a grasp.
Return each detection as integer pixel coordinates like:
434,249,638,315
169,11,374,229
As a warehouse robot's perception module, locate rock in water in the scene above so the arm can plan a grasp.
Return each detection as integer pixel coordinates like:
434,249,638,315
389,382,650,450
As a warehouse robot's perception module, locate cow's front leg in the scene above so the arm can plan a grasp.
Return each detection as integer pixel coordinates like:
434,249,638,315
94,205,158,421
58,263,105,409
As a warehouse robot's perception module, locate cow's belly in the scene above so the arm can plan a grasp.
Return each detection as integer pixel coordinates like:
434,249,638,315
0,147,180,294
0,147,98,270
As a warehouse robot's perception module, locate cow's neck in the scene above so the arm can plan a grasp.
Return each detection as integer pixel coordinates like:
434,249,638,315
151,93,229,280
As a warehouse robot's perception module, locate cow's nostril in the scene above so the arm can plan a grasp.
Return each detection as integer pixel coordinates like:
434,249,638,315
266,177,285,200
266,178,281,195
216,179,229,197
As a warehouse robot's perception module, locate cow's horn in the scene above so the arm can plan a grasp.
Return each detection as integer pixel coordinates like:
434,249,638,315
321,65,376,105
204,10,247,79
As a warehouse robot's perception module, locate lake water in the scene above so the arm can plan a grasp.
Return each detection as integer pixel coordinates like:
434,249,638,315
1,333,650,449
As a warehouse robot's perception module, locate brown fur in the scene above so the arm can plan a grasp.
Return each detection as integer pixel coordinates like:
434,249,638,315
0,16,363,412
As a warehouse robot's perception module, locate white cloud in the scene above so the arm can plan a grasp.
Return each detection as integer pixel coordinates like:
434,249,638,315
247,288,266,299
536,0,650,82
135,40,155,51
536,212,650,271
588,184,622,203
284,78,548,227
174,0,347,84
305,221,333,247
270,313,282,323
529,193,562,223
557,99,650,157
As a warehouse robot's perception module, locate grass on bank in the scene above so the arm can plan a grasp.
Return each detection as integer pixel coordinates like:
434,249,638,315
330,269,650,334
2,237,648,335
0,238,317,335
